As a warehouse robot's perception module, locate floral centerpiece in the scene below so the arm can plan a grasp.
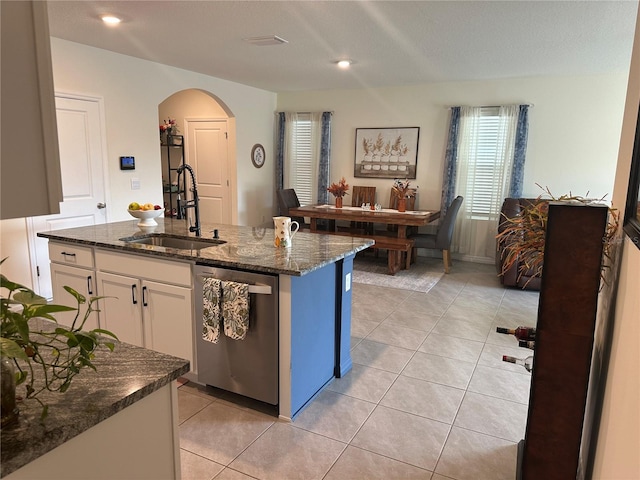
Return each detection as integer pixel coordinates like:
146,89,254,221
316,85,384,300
327,177,349,208
159,118,179,143
391,179,417,212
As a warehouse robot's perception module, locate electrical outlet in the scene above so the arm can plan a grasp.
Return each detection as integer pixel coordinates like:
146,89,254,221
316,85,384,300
345,272,351,292
131,178,140,190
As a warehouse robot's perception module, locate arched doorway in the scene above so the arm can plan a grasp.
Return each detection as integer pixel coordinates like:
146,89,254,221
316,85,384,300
159,89,236,226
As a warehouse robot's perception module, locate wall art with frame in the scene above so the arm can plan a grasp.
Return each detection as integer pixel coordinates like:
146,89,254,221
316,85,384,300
354,127,419,179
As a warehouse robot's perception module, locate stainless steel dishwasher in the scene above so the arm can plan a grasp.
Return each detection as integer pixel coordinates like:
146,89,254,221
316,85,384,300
194,264,279,405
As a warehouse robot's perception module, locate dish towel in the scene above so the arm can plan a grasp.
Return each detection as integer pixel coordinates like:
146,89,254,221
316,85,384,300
222,280,250,340
202,278,222,343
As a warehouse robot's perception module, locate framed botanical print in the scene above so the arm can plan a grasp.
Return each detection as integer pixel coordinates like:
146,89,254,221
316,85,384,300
354,127,419,179
623,101,640,250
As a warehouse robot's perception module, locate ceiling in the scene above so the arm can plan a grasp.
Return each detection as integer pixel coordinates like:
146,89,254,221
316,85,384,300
47,0,639,93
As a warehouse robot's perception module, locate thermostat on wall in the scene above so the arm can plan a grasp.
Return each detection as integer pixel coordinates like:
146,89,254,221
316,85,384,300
120,156,135,170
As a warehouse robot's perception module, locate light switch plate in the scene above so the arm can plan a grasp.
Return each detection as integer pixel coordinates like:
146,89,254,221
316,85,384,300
131,178,140,190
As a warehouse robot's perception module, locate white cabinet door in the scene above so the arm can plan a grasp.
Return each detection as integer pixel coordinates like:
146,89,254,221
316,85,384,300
50,263,98,331
142,280,193,368
96,272,144,347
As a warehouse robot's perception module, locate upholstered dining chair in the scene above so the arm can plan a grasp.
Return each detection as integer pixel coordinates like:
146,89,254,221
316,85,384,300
409,196,463,273
277,188,306,226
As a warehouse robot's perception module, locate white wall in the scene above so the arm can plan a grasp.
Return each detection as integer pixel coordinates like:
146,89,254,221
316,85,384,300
278,73,628,211
0,38,277,289
50,38,277,226
592,4,640,476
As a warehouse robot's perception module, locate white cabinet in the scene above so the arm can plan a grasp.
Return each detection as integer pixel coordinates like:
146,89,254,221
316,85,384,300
1,1,63,219
94,250,194,371
48,243,98,330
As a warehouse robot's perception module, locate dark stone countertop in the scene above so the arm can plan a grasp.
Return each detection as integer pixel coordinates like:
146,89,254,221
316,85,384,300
0,320,189,477
37,219,373,276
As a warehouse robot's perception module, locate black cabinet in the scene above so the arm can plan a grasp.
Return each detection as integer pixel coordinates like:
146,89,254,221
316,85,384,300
161,135,185,218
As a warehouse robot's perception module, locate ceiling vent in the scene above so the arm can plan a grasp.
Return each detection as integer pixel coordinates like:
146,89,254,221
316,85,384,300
244,35,288,46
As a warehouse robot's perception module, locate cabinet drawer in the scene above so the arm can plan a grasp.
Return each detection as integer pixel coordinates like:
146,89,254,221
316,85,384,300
49,243,94,269
95,249,192,287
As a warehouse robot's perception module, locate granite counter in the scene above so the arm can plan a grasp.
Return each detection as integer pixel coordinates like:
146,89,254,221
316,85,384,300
1,323,189,478
36,219,373,276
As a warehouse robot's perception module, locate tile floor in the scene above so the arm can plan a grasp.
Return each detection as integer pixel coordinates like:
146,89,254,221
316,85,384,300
178,259,539,480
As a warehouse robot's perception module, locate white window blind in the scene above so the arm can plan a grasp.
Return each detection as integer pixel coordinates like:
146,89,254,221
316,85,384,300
462,107,513,219
291,114,313,205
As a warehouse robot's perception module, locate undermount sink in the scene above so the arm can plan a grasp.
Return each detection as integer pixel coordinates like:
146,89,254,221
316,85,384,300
120,234,226,251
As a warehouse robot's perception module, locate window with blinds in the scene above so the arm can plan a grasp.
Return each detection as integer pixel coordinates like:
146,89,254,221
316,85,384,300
290,113,314,205
463,107,512,219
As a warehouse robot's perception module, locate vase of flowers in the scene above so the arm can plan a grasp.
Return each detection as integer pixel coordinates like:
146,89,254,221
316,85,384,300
160,118,179,144
392,179,415,212
327,177,349,208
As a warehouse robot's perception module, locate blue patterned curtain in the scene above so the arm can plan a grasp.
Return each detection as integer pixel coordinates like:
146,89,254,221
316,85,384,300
317,112,332,204
276,112,285,191
440,107,461,216
508,105,529,198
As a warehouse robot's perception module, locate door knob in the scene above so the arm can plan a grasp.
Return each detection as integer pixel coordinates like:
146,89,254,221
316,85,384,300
97,202,106,209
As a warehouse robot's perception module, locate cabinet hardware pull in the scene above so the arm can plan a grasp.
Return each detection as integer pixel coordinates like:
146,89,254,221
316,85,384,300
61,252,76,258
87,276,93,295
132,284,138,305
142,286,148,307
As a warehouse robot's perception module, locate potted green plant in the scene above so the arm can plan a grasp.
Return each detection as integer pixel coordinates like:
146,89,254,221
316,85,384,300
1,258,117,425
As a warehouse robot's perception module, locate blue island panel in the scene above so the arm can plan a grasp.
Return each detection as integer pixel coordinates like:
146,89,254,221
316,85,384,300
290,262,337,416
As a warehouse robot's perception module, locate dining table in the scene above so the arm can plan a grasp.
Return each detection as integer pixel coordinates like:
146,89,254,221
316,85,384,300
288,204,441,239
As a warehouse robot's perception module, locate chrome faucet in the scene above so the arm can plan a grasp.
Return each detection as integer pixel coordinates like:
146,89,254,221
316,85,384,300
176,164,201,237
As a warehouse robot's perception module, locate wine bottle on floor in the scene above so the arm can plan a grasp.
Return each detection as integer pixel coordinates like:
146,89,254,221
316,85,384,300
502,355,534,372
519,340,535,350
496,326,536,341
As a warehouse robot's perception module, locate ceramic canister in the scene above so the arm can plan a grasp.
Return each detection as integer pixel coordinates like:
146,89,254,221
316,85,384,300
273,216,300,248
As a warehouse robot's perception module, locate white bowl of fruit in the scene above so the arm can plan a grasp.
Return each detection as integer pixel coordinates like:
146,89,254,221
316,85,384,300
128,203,164,226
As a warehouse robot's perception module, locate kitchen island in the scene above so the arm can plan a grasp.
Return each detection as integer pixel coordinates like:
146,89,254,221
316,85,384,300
1,321,189,479
37,219,373,420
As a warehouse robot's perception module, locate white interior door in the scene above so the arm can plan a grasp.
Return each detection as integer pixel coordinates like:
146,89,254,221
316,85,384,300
186,120,230,225
28,94,108,299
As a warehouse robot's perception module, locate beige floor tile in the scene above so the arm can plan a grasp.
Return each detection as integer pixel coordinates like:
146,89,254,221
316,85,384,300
430,316,493,342
399,293,451,318
324,445,433,480
291,389,375,443
402,351,476,390
180,402,274,465
454,392,527,442
418,332,484,364
180,449,224,480
467,365,531,404
435,426,517,480
382,310,440,333
366,323,429,350
351,405,450,471
351,339,415,373
351,316,381,340
213,468,259,479
380,375,465,424
178,389,215,424
229,422,346,480
326,363,398,403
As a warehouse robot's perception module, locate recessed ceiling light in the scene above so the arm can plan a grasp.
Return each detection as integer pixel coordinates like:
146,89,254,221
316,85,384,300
336,60,353,69
101,15,121,25
244,35,288,46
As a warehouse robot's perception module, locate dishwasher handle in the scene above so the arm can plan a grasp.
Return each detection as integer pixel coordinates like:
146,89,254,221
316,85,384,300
248,284,272,295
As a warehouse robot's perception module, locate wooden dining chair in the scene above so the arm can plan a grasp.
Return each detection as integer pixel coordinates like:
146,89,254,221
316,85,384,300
342,186,376,233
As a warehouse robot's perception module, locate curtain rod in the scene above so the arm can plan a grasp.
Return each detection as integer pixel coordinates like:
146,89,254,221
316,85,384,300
446,104,534,109
277,111,334,114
